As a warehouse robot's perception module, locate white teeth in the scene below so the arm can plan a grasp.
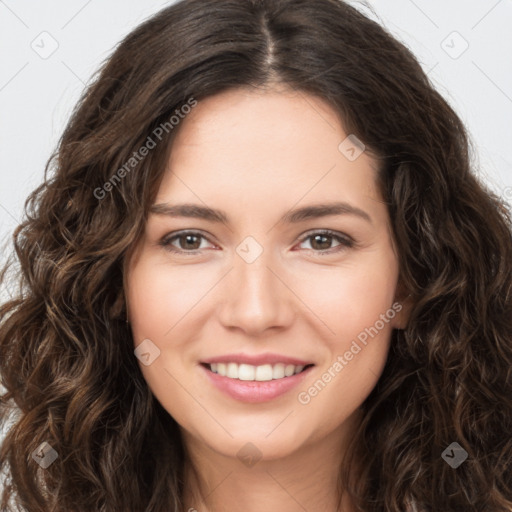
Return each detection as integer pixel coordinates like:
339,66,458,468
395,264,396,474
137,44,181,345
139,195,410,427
272,363,285,379
255,364,273,381
284,364,295,377
238,364,255,381
207,362,309,381
226,362,238,378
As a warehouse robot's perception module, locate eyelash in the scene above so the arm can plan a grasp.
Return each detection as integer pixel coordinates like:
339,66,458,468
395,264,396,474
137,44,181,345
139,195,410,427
158,229,355,256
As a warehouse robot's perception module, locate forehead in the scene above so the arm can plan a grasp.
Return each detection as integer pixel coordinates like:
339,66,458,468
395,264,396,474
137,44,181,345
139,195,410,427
168,86,348,166
155,86,381,216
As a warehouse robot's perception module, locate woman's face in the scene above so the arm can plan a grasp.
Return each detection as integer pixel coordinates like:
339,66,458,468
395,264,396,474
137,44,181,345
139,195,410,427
125,86,406,461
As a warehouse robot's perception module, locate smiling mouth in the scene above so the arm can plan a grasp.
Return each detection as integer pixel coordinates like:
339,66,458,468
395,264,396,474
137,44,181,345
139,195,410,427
201,362,315,382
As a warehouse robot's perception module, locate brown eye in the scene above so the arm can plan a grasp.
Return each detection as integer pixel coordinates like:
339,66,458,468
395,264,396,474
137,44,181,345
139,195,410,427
159,229,354,256
175,233,203,250
310,234,334,250
297,230,354,255
160,231,212,254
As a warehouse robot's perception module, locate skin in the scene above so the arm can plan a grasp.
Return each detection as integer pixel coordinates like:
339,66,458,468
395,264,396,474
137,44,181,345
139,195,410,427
125,85,410,512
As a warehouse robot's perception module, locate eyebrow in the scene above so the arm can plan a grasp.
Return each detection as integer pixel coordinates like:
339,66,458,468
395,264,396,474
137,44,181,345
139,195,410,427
149,201,372,225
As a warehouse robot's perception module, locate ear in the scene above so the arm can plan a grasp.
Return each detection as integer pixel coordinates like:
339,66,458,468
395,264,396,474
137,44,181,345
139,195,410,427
390,278,414,330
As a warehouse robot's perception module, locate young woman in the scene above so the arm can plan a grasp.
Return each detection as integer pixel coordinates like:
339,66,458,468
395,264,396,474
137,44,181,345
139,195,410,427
1,0,511,510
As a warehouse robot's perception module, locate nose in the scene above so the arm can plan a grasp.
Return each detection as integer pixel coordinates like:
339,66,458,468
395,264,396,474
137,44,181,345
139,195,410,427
217,246,295,336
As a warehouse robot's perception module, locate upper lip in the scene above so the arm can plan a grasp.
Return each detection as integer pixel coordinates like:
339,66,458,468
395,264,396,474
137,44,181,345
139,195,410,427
201,353,314,367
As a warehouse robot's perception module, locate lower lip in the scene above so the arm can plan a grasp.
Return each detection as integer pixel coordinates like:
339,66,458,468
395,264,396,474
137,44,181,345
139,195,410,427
200,364,314,403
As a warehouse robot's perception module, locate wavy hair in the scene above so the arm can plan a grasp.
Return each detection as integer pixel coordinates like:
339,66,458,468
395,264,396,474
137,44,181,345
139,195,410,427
1,0,511,510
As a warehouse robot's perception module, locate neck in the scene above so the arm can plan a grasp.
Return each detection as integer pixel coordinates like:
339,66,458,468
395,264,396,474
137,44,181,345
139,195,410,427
181,411,362,512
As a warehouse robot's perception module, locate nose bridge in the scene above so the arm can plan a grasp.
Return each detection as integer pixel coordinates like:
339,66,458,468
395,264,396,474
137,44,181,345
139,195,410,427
218,236,292,333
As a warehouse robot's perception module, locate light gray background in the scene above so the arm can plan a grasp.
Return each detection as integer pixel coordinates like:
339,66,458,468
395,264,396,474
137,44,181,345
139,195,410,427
0,0,511,439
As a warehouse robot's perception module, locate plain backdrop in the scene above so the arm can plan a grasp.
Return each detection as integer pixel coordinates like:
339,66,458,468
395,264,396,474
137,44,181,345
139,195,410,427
0,0,511,440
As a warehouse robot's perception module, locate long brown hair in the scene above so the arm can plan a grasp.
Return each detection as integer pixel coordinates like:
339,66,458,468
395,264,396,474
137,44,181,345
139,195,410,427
1,0,511,510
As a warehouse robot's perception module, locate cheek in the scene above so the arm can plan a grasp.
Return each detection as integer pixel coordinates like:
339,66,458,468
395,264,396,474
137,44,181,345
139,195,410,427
291,253,398,415
291,252,399,342
125,259,204,428
125,259,216,399
126,258,213,340
297,262,398,426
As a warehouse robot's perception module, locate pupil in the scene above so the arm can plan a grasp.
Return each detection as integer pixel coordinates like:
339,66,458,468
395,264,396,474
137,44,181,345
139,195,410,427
312,234,330,250
183,235,199,249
